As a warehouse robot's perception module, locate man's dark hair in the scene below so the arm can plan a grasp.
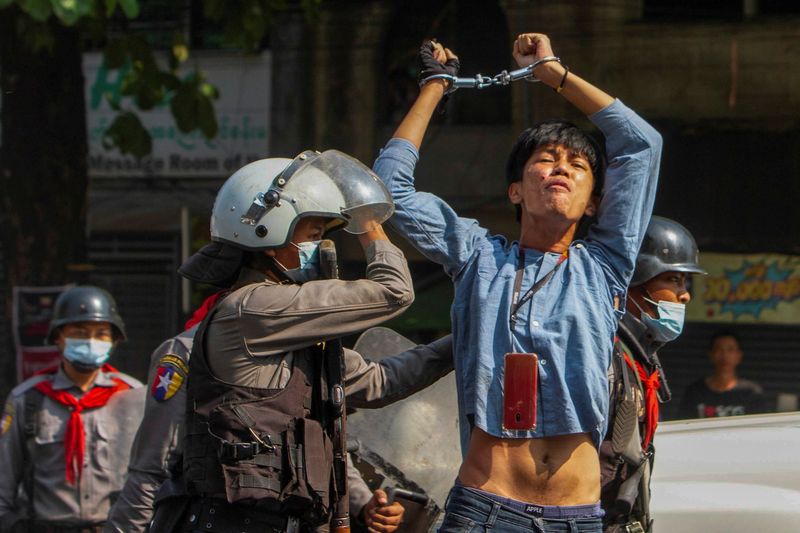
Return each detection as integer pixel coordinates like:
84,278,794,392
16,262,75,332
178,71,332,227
709,330,742,350
505,121,607,222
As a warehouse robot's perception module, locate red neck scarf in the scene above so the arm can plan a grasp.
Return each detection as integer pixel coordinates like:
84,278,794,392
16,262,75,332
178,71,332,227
623,354,660,450
33,364,130,484
184,291,225,330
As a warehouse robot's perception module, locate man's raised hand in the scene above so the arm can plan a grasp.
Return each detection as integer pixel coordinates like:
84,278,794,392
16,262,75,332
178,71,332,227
418,39,460,89
512,33,555,67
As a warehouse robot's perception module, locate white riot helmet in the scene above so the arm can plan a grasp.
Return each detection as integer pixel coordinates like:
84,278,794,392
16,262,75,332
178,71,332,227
210,150,394,250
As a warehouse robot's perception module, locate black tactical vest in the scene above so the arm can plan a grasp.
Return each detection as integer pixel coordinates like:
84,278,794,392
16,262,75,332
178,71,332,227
600,333,655,533
183,307,334,526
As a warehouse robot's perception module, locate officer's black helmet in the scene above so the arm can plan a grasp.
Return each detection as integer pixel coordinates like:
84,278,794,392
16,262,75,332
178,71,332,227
46,286,127,343
630,216,706,287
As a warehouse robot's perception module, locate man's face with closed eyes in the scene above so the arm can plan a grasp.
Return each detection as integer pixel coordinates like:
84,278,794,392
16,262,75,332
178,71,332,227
508,143,597,228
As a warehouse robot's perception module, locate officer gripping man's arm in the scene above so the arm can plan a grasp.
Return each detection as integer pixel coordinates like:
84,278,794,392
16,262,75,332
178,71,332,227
132,148,456,533
108,224,453,533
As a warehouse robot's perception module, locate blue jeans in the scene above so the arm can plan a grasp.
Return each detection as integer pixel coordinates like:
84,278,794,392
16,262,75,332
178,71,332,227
439,485,603,533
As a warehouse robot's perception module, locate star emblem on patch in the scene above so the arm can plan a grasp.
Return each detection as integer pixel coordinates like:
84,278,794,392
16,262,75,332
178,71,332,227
150,354,187,402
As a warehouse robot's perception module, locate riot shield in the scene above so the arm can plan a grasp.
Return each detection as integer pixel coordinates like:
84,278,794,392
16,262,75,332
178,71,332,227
348,327,460,532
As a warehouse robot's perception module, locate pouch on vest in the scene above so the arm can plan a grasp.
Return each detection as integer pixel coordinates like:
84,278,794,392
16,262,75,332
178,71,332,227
612,397,645,465
301,417,333,507
612,352,645,466
207,400,291,502
206,398,332,524
615,460,645,513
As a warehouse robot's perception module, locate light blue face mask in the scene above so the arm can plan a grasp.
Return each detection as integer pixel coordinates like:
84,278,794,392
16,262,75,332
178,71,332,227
635,296,686,343
63,338,113,370
283,240,322,284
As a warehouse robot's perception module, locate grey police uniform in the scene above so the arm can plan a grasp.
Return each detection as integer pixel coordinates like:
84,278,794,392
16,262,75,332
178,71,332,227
105,323,414,533
104,327,195,533
182,239,454,531
0,366,143,531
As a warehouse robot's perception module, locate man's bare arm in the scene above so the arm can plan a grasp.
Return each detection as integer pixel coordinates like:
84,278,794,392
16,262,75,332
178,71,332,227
392,43,456,149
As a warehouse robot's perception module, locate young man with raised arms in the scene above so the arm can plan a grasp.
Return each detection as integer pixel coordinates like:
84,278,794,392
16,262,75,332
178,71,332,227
374,34,662,532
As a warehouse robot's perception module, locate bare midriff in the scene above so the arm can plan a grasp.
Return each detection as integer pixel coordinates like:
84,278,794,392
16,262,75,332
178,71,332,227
458,427,601,505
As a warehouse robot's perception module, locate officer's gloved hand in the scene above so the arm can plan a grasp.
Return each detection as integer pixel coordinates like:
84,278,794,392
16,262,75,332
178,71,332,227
417,39,460,90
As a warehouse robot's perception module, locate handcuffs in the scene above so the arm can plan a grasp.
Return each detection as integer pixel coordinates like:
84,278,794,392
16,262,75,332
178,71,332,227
420,55,563,94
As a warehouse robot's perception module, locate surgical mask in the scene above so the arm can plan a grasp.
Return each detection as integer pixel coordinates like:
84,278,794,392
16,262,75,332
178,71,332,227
283,240,321,284
634,296,686,343
62,338,113,369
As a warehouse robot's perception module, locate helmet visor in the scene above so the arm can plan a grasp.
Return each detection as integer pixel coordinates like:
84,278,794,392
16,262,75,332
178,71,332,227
289,150,394,234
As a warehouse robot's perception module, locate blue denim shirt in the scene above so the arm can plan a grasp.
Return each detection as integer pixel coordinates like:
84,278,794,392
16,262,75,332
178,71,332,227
374,99,662,452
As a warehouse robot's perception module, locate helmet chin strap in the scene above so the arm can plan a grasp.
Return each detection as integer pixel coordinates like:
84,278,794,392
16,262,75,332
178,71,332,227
625,290,666,354
628,288,657,319
621,291,675,402
618,316,673,403
641,288,665,308
266,257,293,283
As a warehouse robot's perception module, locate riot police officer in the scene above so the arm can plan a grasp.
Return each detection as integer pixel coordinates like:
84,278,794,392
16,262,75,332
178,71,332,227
172,150,451,533
0,286,143,532
601,217,706,533
106,289,420,533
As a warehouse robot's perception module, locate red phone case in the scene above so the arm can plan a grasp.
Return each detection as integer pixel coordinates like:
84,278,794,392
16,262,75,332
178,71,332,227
502,352,539,431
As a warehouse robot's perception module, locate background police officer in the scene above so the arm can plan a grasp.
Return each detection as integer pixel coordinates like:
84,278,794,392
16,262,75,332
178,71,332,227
103,322,197,533
601,216,706,533
0,286,143,533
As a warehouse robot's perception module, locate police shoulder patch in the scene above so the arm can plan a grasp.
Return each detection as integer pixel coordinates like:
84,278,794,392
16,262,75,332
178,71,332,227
1,401,14,436
150,353,188,402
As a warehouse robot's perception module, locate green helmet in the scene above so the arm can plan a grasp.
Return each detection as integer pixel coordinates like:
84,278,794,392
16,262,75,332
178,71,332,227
47,286,126,343
631,216,706,286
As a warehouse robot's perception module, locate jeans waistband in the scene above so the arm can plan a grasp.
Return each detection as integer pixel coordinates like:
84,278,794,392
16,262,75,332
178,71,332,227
458,485,603,519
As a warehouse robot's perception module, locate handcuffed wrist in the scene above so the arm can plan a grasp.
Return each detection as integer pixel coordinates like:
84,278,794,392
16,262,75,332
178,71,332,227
525,56,564,86
419,73,456,94
420,77,450,91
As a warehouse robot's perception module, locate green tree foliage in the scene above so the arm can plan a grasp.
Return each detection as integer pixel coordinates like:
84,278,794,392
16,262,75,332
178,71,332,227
98,30,221,157
0,0,319,156
2,0,219,157
203,0,320,51
0,0,319,396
